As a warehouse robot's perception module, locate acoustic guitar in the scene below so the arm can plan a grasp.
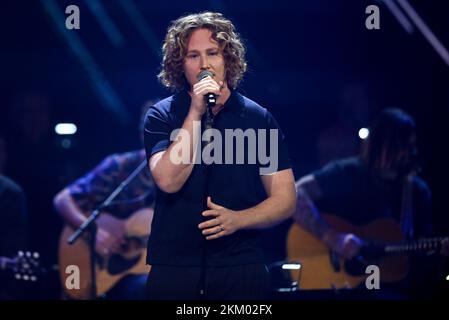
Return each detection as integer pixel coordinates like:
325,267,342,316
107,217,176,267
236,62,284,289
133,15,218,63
287,214,446,290
58,208,152,299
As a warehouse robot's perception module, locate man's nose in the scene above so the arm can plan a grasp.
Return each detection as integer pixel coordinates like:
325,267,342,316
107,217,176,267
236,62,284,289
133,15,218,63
200,54,210,69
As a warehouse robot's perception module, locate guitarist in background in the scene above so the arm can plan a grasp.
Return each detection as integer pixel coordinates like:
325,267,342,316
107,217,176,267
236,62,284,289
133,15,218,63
293,108,447,298
53,104,157,300
53,149,156,300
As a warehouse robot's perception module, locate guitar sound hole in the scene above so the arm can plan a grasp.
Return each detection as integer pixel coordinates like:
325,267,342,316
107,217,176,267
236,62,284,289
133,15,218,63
107,254,141,275
344,258,368,276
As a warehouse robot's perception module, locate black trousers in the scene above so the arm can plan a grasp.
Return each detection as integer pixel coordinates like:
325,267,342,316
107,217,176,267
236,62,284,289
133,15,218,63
146,263,270,300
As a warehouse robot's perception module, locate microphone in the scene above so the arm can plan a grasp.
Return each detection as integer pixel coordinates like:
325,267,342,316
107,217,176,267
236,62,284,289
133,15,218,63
197,70,216,159
197,70,217,107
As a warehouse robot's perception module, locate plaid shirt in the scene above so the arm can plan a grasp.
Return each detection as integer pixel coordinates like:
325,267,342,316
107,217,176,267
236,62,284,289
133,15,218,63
68,150,155,219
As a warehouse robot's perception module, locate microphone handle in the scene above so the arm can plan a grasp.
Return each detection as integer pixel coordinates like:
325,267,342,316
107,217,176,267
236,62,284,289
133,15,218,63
205,93,217,107
205,105,214,131
203,92,215,147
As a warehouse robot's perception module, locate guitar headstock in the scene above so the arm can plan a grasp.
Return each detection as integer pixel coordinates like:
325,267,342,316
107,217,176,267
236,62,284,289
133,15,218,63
1,251,43,282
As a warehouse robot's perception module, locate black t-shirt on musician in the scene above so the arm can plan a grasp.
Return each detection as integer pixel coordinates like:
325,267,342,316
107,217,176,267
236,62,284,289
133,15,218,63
144,90,291,266
311,157,438,297
312,157,432,238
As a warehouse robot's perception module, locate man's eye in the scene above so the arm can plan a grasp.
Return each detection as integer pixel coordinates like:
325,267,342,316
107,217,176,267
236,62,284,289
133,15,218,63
187,54,198,59
209,51,219,56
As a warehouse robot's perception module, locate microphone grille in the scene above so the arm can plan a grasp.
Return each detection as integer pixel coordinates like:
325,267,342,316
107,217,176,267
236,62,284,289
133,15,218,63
197,70,215,81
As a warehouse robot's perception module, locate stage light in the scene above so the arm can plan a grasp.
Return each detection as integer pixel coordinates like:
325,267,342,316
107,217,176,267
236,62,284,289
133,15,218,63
55,123,77,135
282,263,301,270
359,128,369,140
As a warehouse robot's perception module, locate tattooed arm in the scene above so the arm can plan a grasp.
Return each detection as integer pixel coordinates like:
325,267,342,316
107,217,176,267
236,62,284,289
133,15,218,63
294,175,329,239
293,174,362,259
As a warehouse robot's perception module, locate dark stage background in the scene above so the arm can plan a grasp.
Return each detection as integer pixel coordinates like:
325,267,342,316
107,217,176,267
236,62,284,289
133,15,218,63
1,0,448,298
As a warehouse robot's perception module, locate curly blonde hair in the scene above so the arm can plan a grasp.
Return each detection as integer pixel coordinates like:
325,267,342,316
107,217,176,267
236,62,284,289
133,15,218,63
158,12,247,91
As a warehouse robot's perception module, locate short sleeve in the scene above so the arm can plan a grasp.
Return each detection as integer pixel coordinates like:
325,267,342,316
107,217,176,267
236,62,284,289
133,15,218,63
313,161,345,200
259,110,291,175
144,105,172,160
68,155,118,211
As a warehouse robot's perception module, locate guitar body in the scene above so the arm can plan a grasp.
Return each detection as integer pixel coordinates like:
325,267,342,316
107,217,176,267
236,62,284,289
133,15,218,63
59,208,152,299
287,214,408,290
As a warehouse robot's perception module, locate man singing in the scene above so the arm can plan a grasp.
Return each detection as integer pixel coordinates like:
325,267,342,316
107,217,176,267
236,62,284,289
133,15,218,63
144,12,296,300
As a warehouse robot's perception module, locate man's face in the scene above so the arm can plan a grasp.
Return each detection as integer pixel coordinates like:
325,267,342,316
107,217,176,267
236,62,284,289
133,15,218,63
383,133,418,175
395,134,418,172
183,28,226,89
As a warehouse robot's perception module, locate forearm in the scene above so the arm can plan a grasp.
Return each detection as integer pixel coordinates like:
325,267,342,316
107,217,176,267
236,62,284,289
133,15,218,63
237,193,296,230
53,188,87,229
294,188,330,239
151,110,202,193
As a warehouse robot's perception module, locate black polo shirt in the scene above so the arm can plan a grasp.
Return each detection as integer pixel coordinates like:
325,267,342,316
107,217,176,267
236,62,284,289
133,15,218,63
144,90,291,266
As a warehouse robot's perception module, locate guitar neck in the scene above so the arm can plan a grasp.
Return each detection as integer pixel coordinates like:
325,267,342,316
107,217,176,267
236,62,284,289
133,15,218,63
384,237,444,255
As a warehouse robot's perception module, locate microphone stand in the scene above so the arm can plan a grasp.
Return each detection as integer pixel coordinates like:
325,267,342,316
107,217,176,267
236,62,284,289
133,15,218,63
196,71,217,298
199,98,215,299
67,159,148,299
